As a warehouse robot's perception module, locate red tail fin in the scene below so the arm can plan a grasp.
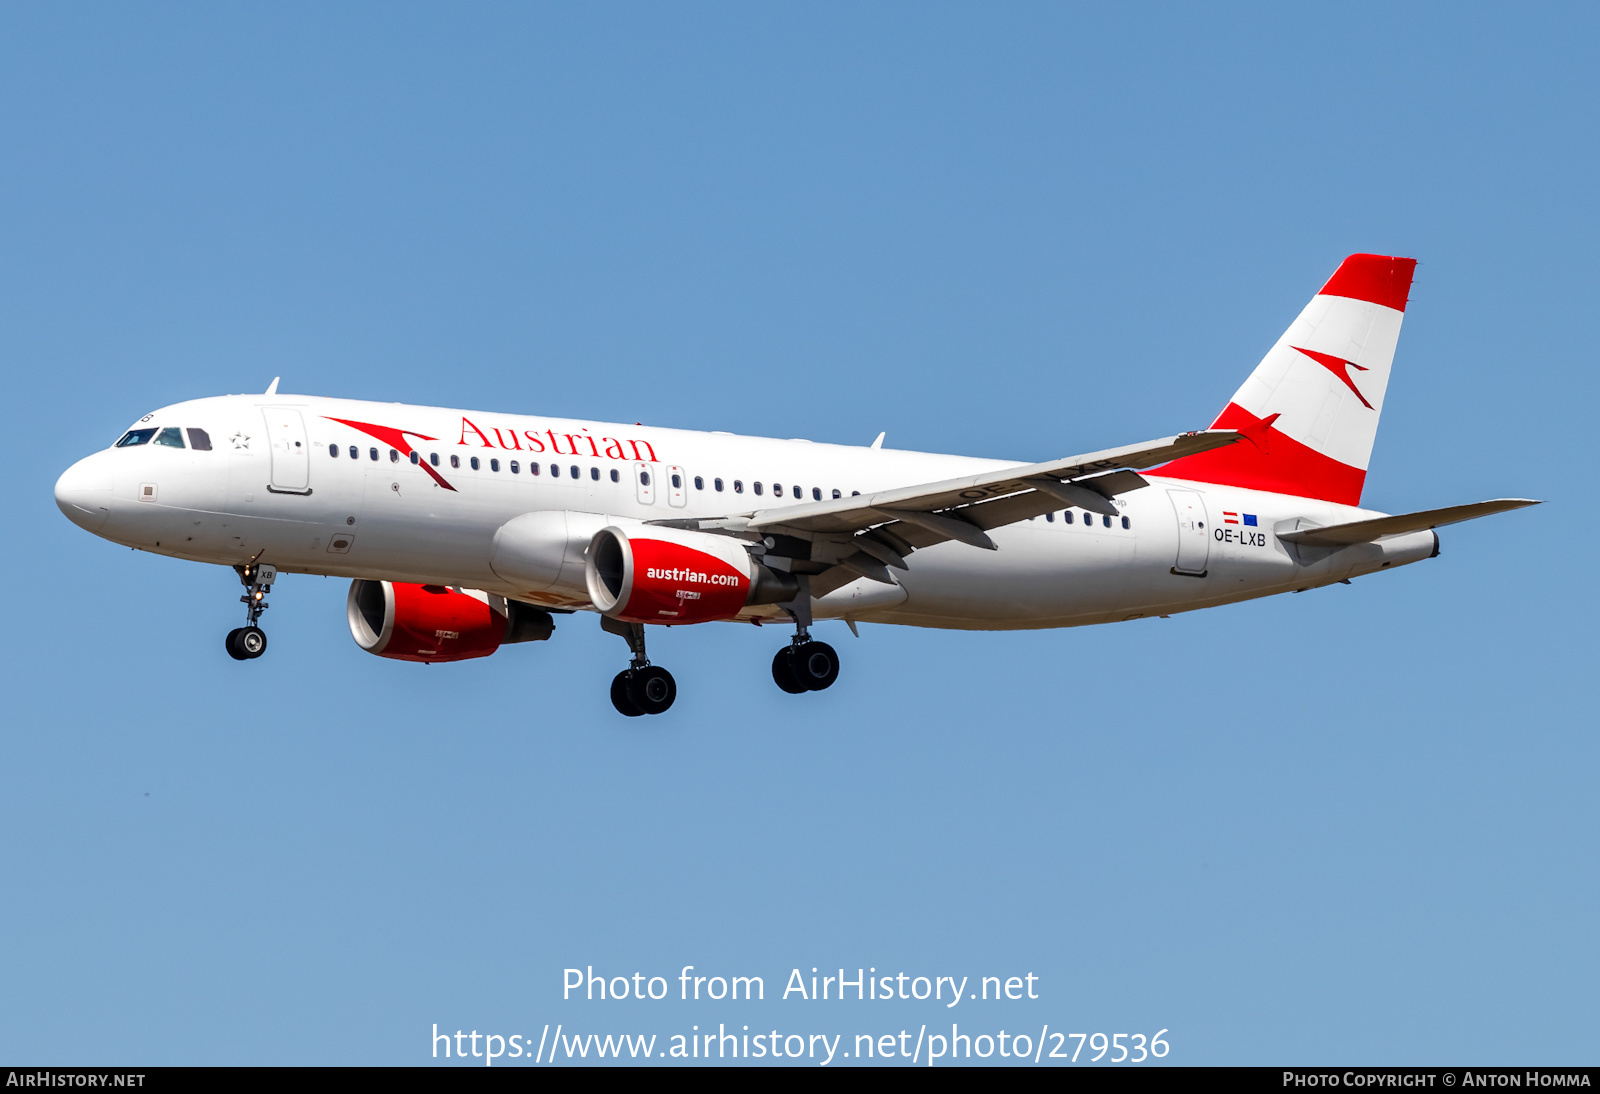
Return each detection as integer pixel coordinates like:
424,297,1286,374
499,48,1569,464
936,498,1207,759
1155,254,1416,505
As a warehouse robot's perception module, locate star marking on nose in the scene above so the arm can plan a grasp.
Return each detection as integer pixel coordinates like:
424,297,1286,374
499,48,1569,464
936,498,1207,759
230,432,252,449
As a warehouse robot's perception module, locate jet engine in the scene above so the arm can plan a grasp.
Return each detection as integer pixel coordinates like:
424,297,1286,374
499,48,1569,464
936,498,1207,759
347,580,555,662
585,525,798,624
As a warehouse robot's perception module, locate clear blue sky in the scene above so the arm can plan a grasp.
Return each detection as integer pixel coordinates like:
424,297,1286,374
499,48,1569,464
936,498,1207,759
2,2,1594,1066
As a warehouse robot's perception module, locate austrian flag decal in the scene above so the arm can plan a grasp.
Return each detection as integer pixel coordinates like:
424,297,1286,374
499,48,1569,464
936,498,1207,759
1222,512,1258,526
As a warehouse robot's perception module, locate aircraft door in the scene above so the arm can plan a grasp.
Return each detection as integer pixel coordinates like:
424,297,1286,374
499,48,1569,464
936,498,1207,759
262,408,311,494
1167,488,1209,575
666,465,687,507
634,462,656,505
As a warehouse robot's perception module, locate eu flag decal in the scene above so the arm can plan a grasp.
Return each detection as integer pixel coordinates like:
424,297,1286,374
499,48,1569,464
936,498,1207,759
1243,514,1258,526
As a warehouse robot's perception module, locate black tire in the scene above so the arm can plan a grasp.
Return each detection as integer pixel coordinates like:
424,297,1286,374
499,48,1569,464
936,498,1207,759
771,647,806,694
611,671,644,716
792,641,839,691
236,626,268,659
626,665,677,715
224,628,248,660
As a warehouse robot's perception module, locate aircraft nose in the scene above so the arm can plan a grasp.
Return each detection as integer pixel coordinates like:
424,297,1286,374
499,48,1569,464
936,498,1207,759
55,454,113,533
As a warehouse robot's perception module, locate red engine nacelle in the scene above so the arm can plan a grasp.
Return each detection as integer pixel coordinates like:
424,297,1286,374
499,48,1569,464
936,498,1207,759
347,580,554,662
584,525,797,624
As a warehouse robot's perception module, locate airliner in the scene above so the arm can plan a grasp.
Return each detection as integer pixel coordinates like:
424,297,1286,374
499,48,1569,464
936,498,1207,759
54,254,1536,715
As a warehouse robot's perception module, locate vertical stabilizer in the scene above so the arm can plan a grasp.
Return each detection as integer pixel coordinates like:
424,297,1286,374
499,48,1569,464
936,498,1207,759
1155,253,1417,505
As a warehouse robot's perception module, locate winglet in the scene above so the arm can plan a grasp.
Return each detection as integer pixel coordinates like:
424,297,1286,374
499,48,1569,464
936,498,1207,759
1236,412,1280,452
870,432,885,450
265,377,280,396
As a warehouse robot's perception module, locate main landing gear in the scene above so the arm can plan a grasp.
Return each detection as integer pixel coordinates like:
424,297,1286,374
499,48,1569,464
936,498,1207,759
226,562,276,661
601,617,677,717
772,637,840,694
770,585,840,694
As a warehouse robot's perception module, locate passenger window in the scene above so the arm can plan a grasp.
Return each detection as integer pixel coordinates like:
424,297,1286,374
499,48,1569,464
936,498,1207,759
773,484,783,497
591,467,600,481
1064,511,1073,524
832,489,841,499
1046,512,1054,522
489,458,499,471
154,427,185,448
1102,514,1112,527
390,449,399,462
429,453,440,466
531,462,541,475
570,465,579,478
671,473,681,488
732,480,742,493
851,491,860,496
812,487,822,500
1121,516,1130,529
369,447,378,461
348,446,358,460
470,457,480,470
408,451,417,464
638,470,649,485
610,469,619,482
115,428,157,447
715,478,724,492
187,429,213,451
753,482,763,496
450,455,461,469
329,444,339,457
510,460,520,473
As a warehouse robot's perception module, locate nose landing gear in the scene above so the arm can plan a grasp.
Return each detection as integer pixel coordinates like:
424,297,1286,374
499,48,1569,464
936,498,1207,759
226,625,267,660
601,616,677,716
225,562,276,661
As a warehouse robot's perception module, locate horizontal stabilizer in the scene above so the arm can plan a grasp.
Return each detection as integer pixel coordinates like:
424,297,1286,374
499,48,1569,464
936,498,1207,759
1278,498,1540,547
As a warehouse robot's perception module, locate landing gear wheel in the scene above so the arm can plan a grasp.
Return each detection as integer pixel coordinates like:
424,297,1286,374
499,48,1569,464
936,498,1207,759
791,641,839,691
229,562,276,661
227,626,268,660
626,666,677,715
771,647,807,694
610,671,644,717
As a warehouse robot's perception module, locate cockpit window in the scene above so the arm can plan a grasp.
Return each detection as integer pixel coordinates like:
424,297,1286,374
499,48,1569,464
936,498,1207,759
153,426,186,448
115,428,157,447
187,428,213,451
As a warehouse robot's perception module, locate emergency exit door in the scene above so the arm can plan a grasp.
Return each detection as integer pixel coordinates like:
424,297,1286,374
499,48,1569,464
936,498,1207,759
1167,489,1209,576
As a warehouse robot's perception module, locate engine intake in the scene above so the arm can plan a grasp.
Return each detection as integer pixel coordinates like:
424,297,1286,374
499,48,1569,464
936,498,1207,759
347,580,554,662
585,525,798,624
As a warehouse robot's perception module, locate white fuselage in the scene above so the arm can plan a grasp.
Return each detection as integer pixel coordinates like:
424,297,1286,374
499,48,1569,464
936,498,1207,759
54,393,1437,631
